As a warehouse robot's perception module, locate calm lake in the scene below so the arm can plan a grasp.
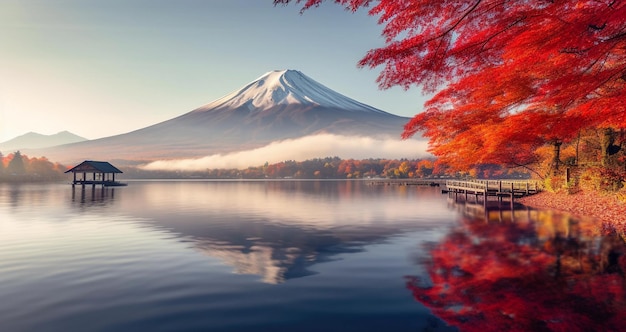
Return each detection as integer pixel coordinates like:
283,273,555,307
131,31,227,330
1,180,624,332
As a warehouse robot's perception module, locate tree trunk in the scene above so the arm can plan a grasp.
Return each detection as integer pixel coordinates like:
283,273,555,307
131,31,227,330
575,130,581,165
601,127,619,167
552,141,562,176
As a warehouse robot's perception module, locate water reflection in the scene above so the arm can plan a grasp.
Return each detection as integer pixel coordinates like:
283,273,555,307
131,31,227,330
71,185,117,206
186,222,427,284
0,183,55,209
0,181,514,331
409,201,626,331
122,180,449,226
116,181,455,284
14,181,616,331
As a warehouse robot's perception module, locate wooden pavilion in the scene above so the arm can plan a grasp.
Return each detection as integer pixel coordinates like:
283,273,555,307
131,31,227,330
65,160,126,187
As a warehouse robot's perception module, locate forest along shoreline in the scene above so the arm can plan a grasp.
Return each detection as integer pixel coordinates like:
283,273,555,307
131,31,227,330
518,191,626,236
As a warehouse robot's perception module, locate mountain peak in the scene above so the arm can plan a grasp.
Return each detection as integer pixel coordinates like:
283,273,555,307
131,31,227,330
0,131,87,152
195,69,387,114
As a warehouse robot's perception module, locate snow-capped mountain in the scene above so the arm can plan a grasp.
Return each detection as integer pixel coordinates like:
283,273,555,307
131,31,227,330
34,70,415,164
202,69,388,114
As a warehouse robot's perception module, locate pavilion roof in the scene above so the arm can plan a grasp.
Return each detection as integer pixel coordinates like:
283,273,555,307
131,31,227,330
64,160,123,174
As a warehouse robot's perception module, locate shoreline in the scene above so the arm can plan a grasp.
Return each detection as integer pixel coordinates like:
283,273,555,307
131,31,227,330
518,191,626,235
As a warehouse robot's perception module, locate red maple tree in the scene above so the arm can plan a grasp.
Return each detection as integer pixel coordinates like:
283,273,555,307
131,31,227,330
275,0,626,172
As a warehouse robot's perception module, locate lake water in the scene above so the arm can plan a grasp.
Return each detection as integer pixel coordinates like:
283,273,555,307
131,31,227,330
1,180,624,332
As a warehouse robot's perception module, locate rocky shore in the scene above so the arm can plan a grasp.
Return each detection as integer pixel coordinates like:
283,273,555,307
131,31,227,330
518,191,626,235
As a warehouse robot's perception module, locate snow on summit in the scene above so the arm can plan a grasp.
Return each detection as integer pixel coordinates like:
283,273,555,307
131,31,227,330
197,69,388,113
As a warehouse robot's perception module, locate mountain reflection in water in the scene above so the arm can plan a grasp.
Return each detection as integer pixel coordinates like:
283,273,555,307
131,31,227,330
408,199,626,332
86,180,455,284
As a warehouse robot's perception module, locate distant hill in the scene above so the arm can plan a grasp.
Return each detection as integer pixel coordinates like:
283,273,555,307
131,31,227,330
34,70,419,165
0,131,87,153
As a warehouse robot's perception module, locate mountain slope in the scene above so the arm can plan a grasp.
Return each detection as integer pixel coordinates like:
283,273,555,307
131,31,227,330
0,131,87,153
34,70,414,164
202,69,389,113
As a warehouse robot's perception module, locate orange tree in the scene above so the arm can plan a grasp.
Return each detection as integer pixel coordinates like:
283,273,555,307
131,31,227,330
275,0,626,175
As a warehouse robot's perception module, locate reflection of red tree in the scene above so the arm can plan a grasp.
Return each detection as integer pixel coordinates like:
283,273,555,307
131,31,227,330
407,218,626,332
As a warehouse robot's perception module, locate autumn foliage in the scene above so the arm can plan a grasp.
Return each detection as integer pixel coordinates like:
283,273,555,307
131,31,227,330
276,0,626,180
407,211,626,331
0,151,68,182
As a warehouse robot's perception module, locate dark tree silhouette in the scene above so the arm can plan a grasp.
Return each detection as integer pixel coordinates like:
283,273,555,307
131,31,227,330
6,151,26,175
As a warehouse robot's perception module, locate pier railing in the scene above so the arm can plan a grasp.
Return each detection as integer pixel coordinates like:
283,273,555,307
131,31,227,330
446,180,488,194
445,179,541,203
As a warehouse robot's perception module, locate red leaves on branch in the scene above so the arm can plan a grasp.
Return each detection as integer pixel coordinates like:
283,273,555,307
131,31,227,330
275,0,626,171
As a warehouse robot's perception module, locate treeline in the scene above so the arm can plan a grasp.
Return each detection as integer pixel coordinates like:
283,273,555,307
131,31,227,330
124,157,529,180
0,151,532,182
0,151,68,182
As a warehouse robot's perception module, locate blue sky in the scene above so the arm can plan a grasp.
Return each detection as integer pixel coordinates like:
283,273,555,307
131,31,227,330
0,0,428,142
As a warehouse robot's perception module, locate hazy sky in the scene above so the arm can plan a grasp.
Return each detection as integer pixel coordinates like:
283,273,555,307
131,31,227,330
0,0,428,142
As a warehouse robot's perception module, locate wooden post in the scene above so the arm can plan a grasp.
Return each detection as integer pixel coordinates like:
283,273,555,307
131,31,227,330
510,182,515,209
553,141,562,175
484,202,488,220
483,188,488,207
525,182,529,195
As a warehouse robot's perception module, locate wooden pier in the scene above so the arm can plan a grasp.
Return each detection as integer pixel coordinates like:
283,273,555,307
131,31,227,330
368,179,445,186
443,179,541,207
